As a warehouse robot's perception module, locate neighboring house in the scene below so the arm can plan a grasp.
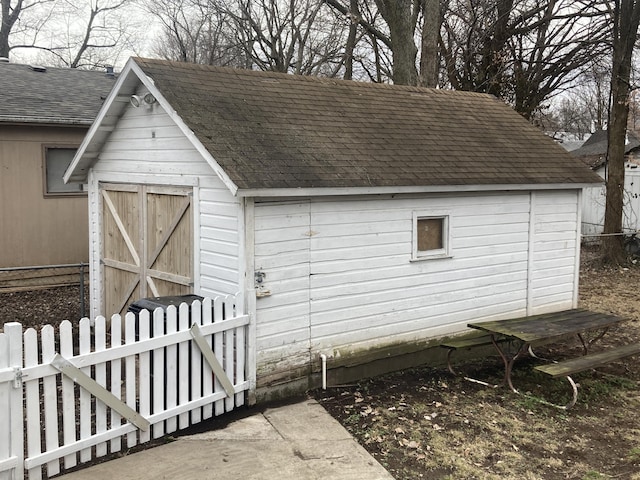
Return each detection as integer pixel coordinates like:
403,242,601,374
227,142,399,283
65,58,601,400
571,129,640,170
0,61,115,275
571,129,640,236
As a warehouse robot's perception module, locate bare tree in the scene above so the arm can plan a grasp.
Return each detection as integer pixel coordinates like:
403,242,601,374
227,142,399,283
2,0,137,68
0,0,22,57
603,0,640,264
0,0,55,58
440,0,609,118
146,0,248,66
323,0,393,81
55,0,137,68
324,0,441,86
149,0,349,76
226,0,347,75
574,63,611,131
511,2,610,119
543,96,595,140
341,0,359,79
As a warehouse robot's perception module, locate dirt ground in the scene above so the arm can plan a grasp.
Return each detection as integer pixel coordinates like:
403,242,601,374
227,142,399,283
315,245,640,480
1,246,640,479
0,285,88,329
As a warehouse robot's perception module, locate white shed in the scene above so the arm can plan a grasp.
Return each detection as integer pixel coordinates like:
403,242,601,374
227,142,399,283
65,58,602,400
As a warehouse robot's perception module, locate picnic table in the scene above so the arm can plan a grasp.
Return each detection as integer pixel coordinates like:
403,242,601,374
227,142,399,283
464,309,640,408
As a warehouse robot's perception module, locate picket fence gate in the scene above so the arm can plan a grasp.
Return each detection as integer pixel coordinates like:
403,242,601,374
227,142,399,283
0,293,253,480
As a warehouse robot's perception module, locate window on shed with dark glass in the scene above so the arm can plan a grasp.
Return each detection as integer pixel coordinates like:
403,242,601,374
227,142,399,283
417,217,444,251
44,147,84,195
414,214,450,260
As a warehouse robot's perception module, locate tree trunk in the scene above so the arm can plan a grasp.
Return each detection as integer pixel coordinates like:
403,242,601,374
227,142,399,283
482,0,513,98
375,0,419,85
418,0,439,87
343,0,359,80
602,0,640,264
0,0,23,58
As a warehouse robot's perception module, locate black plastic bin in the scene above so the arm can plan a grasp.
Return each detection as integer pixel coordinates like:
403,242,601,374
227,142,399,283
127,294,204,316
127,294,204,337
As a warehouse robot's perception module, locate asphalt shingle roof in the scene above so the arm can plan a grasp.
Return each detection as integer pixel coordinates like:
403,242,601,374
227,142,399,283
0,62,115,125
133,58,602,190
570,129,640,170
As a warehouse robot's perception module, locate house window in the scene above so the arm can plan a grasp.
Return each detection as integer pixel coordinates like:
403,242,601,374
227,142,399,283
413,213,451,260
44,147,84,196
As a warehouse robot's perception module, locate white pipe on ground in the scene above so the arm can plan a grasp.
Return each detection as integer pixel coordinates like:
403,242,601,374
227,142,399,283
320,353,327,390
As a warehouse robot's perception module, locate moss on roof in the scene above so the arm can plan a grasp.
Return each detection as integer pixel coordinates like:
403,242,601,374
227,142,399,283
134,58,602,190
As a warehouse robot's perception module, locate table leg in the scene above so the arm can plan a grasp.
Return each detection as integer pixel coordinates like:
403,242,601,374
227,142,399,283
577,327,609,355
490,335,529,392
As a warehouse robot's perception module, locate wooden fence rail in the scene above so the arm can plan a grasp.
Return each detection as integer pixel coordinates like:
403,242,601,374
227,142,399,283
0,294,250,480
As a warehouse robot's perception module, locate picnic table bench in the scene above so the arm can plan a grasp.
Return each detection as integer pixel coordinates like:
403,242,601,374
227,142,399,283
533,342,640,407
447,309,639,409
440,333,512,385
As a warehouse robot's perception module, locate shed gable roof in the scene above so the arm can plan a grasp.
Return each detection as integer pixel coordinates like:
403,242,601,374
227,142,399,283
68,57,602,191
0,62,115,126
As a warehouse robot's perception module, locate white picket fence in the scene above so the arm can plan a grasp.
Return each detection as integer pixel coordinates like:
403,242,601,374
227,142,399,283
0,294,252,480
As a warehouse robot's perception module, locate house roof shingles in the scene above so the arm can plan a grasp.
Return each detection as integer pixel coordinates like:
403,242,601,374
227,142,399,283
571,129,640,170
0,62,115,126
133,58,602,190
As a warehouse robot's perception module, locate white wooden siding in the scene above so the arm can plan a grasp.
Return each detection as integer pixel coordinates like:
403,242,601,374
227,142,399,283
252,193,530,371
253,201,311,379
531,190,578,313
87,99,241,317
253,191,581,373
307,194,530,354
94,105,213,177
198,178,242,298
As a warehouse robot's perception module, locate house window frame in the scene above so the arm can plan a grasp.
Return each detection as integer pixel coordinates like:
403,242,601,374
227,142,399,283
411,211,452,261
42,145,85,197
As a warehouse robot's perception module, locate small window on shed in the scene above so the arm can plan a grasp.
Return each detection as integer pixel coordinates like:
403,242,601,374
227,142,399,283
43,147,84,196
413,213,451,260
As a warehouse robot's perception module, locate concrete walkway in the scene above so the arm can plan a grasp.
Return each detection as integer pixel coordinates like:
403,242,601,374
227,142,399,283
56,398,394,480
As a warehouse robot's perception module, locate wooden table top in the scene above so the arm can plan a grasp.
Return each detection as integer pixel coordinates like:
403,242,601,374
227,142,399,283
468,309,627,343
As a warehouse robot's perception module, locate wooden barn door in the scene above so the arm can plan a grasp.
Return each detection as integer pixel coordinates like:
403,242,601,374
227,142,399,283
101,184,193,316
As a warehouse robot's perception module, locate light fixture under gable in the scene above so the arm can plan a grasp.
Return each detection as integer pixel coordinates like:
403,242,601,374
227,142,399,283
143,93,156,105
130,93,156,108
130,94,142,107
